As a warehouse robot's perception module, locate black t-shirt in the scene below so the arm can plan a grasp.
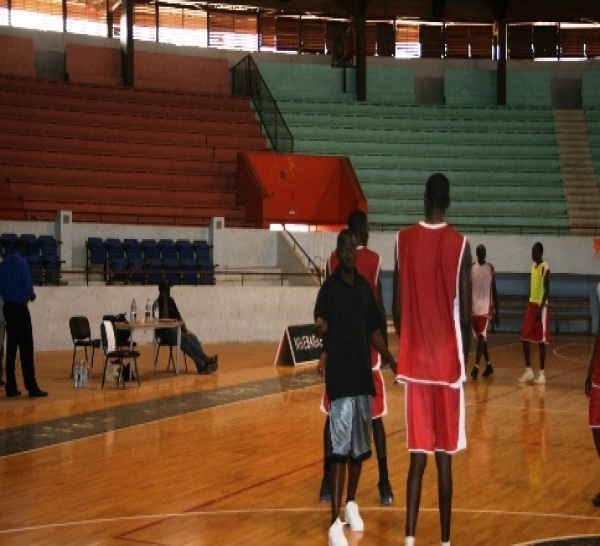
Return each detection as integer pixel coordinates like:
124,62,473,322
314,267,378,402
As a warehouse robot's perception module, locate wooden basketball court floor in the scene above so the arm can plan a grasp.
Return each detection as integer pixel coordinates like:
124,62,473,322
1,332,600,545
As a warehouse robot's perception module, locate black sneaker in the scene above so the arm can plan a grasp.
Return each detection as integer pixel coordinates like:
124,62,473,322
482,363,494,378
470,366,479,380
29,389,48,398
319,478,331,502
378,481,393,506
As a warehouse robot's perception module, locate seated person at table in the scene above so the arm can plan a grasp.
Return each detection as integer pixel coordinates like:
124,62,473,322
155,282,218,374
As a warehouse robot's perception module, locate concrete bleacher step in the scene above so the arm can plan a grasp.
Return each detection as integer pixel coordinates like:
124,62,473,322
363,182,565,201
0,103,262,138
9,181,236,208
21,200,248,226
1,163,236,190
283,112,556,133
554,108,600,232
0,148,236,175
294,139,557,158
0,117,266,152
0,90,259,125
350,154,560,171
0,74,246,106
0,132,229,162
355,168,564,185
289,124,558,143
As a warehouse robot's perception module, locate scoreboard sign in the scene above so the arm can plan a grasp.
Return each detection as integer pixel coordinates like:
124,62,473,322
274,324,323,366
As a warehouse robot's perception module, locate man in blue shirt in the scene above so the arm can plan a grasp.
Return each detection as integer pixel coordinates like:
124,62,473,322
0,238,47,397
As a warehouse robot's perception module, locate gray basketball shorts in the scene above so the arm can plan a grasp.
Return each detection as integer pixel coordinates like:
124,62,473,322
329,395,373,461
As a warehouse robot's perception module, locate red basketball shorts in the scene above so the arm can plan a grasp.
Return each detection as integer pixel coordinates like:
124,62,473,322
403,380,466,454
521,303,550,344
471,315,490,338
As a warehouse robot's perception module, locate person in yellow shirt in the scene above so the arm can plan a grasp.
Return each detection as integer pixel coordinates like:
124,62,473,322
518,242,550,385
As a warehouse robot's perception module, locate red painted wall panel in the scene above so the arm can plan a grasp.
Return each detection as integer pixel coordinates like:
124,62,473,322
238,151,367,229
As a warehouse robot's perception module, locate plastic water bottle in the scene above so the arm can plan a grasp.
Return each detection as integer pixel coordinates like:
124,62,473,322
73,362,81,388
145,298,151,323
153,300,159,322
130,298,137,323
80,360,88,387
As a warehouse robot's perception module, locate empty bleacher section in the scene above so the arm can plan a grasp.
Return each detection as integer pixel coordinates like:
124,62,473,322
0,45,269,227
255,62,569,233
274,98,567,233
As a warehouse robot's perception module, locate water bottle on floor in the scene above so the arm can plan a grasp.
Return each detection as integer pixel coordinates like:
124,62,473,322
130,298,137,323
80,360,88,387
73,362,81,388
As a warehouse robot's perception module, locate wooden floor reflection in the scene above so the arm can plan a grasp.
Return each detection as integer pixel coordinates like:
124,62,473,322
0,334,599,545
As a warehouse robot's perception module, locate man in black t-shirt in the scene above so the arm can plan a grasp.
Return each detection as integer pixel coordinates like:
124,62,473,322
314,229,396,546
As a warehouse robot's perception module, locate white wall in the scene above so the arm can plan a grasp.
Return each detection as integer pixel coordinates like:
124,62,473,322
31,285,318,351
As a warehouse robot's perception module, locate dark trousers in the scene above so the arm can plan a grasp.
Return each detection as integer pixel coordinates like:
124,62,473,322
3,302,38,393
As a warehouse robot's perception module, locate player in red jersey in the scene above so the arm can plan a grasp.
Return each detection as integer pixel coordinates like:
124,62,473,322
470,244,499,380
585,283,600,508
318,210,396,506
393,173,472,546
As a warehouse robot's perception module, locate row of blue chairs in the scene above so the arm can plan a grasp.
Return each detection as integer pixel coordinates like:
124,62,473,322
0,232,63,286
86,238,216,286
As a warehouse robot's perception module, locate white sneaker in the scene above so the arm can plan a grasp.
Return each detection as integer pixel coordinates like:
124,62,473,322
328,518,348,546
533,371,546,385
345,501,364,532
518,368,534,383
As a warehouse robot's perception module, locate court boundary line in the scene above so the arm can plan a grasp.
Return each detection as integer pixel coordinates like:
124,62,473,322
1,506,598,536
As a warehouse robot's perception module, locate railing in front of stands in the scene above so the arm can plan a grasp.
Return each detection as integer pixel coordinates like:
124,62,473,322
47,268,319,287
367,223,600,237
231,55,294,154
283,228,323,285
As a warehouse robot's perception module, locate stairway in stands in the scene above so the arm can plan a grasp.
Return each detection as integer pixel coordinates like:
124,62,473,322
553,110,600,235
0,76,268,227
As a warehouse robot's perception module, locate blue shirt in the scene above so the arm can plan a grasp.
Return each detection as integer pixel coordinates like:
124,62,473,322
0,253,35,304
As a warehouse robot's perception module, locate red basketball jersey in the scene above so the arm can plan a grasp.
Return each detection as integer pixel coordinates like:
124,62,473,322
396,222,467,386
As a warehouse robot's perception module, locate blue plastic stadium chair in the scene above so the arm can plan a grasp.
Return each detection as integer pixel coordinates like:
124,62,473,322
141,239,163,285
193,239,216,285
123,239,144,284
159,239,180,285
105,239,127,284
176,239,198,285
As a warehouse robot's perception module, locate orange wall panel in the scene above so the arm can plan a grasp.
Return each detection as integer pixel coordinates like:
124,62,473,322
0,35,36,78
134,51,230,94
238,152,367,229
